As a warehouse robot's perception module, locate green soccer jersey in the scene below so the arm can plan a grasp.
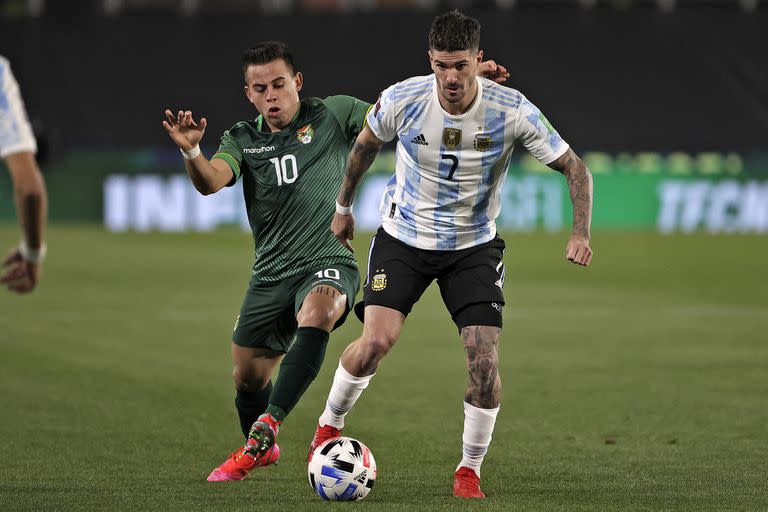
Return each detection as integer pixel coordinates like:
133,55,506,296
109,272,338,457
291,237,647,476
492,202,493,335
212,95,371,282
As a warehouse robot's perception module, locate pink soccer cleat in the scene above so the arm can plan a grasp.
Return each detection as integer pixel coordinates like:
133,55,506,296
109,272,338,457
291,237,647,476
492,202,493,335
207,414,282,482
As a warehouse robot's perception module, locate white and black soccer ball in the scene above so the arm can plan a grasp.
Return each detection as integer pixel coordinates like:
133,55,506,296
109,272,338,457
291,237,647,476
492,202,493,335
308,436,377,501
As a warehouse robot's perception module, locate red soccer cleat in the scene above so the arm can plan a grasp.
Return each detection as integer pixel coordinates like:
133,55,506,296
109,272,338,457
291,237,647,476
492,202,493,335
453,466,485,498
207,414,282,482
307,423,342,463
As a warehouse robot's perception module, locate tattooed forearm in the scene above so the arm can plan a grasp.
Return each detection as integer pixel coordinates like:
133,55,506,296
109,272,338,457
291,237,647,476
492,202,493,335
567,168,593,239
461,326,502,408
548,149,593,240
19,194,44,247
337,140,381,206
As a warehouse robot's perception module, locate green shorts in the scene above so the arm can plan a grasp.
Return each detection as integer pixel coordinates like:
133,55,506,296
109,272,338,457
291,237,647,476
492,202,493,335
232,263,360,352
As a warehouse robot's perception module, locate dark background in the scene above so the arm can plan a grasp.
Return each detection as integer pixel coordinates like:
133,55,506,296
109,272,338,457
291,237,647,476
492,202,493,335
1,5,766,156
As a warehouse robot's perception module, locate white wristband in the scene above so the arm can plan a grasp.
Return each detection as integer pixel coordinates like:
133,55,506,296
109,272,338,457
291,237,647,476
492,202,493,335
335,201,353,215
19,240,46,264
180,144,201,160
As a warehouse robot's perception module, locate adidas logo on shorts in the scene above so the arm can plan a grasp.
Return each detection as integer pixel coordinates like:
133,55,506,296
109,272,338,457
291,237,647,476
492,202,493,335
410,134,428,146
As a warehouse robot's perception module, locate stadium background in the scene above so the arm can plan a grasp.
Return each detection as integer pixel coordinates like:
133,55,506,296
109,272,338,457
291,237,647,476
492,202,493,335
1,1,766,510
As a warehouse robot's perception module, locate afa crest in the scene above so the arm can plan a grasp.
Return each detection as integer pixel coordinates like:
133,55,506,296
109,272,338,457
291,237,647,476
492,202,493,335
297,124,314,144
473,134,493,152
371,272,387,291
442,128,462,150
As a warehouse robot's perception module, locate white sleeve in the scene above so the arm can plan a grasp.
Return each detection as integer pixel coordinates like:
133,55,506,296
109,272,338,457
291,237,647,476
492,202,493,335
514,95,568,165
365,84,399,143
0,57,37,158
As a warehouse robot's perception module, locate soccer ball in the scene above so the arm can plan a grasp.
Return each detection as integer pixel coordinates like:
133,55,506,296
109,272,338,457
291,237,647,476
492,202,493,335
308,436,377,501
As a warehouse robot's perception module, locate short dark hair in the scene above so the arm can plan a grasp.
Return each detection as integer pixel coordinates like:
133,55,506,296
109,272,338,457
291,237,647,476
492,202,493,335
242,41,296,78
428,10,481,53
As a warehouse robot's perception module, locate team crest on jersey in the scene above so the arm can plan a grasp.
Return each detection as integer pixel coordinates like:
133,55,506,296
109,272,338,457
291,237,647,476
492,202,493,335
442,128,462,149
473,134,493,152
297,124,314,144
371,271,387,291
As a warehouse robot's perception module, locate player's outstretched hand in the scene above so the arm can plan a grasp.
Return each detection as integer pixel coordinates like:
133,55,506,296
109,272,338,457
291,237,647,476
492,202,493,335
477,60,510,84
162,109,207,150
331,212,355,253
1,247,40,293
566,235,593,267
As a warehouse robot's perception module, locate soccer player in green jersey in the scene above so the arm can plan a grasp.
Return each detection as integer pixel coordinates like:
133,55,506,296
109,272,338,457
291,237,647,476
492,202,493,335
162,41,509,482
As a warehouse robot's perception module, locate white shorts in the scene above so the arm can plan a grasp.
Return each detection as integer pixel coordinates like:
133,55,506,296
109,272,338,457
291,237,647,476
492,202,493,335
0,56,37,158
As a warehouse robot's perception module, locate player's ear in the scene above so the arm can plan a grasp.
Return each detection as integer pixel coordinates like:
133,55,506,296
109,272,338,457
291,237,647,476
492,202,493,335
428,50,437,71
475,49,484,64
244,85,252,103
294,71,303,92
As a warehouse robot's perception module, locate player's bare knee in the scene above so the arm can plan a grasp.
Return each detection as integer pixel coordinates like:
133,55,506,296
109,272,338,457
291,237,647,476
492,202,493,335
356,332,396,367
462,325,501,376
298,285,344,331
462,325,500,350
296,305,335,332
462,325,502,407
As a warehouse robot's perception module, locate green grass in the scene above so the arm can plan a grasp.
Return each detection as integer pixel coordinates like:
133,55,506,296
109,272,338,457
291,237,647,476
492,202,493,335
0,226,766,511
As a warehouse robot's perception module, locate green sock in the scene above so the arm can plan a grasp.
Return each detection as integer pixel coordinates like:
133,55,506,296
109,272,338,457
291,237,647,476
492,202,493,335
235,381,272,439
267,327,329,423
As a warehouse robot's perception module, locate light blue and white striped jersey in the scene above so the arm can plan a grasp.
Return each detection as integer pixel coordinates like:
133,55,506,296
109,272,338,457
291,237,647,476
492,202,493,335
0,56,37,158
367,75,568,250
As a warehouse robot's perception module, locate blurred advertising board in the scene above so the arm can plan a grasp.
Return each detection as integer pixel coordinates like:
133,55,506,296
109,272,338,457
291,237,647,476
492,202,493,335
1,150,766,233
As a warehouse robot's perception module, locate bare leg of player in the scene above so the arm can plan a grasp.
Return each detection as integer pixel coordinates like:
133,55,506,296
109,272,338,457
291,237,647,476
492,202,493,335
454,325,502,499
309,306,405,460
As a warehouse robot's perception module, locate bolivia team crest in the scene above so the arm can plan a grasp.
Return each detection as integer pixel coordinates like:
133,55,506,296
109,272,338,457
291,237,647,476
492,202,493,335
474,134,493,152
297,124,314,144
371,271,387,291
442,128,462,149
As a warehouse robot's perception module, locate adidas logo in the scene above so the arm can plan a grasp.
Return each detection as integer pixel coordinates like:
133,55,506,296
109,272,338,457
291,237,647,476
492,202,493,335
410,134,428,146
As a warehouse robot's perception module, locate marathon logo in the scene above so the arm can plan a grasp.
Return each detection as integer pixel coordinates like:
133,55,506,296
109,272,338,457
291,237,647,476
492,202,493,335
243,146,275,154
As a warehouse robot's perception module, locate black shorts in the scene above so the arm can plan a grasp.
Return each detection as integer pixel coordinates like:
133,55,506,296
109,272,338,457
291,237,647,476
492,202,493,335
356,227,506,330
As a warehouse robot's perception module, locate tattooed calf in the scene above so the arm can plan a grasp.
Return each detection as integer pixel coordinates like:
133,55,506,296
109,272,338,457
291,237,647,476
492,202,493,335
461,326,502,408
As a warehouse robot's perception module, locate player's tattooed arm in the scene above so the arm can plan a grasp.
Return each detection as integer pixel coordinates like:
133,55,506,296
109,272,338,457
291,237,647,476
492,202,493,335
462,326,502,408
337,126,385,206
548,148,593,239
548,148,594,266
332,125,386,253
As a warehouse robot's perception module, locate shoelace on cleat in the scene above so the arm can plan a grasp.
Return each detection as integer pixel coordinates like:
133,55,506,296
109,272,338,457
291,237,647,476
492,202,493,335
245,422,278,460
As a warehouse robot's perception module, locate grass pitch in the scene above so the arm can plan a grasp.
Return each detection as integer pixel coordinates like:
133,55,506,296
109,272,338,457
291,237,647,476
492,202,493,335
0,226,766,511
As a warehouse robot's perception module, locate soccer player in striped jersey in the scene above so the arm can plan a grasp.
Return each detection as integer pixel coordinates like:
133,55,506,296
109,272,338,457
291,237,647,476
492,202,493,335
0,56,48,294
310,10,594,498
162,41,510,482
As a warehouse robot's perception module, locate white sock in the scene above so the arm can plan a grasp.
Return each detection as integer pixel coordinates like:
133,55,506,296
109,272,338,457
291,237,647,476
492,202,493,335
456,401,500,477
318,361,375,429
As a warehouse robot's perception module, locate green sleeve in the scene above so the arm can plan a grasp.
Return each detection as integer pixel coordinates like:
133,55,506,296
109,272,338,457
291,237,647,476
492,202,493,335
212,130,243,185
323,95,373,142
